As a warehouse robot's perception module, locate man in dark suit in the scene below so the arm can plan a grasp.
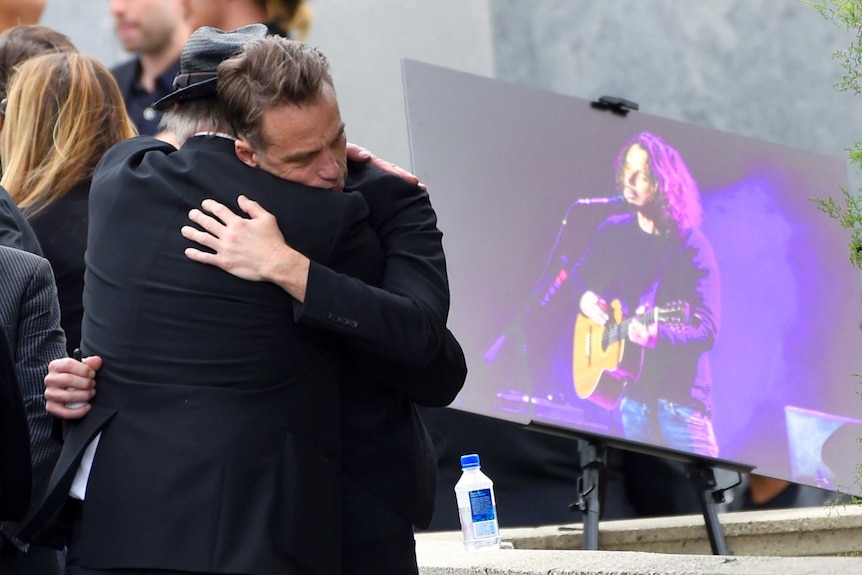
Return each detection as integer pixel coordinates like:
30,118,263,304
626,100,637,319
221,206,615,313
26,25,463,575
0,245,67,574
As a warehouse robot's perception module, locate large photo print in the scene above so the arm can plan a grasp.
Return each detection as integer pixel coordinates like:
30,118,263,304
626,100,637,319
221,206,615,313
403,59,862,494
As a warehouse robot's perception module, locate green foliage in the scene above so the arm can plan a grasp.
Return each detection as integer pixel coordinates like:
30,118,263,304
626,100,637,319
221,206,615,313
811,189,862,268
807,0,862,94
806,0,862,268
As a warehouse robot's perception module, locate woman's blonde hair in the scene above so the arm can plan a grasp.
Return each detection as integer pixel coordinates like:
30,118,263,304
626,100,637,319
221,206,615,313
1,52,137,216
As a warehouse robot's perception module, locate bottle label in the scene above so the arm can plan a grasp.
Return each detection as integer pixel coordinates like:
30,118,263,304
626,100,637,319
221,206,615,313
468,488,498,537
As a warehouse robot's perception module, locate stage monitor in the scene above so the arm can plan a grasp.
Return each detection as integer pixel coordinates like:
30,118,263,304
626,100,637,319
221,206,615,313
402,58,862,495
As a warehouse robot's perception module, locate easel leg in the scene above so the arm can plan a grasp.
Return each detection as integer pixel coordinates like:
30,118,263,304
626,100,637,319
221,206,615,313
574,439,606,550
686,463,730,555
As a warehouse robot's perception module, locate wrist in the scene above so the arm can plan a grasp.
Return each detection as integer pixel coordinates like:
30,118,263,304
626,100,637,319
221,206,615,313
268,243,310,302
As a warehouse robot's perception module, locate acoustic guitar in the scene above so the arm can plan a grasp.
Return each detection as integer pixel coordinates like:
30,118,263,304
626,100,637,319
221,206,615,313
572,300,690,410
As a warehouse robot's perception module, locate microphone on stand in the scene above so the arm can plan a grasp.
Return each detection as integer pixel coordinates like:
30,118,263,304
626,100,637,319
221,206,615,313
485,193,627,364
573,195,626,206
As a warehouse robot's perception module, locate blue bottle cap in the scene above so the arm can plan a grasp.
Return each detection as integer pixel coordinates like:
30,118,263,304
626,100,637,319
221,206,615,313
460,453,480,469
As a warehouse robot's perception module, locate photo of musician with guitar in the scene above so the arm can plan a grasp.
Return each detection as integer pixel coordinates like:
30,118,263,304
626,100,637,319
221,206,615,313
569,131,721,458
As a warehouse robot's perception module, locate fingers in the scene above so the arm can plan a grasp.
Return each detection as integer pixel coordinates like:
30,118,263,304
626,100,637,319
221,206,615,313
628,321,646,345
46,357,96,383
345,142,371,162
345,142,421,186
45,355,99,419
45,384,95,406
236,195,273,221
81,355,103,371
580,291,609,325
183,246,218,266
181,224,220,252
373,158,419,186
46,399,92,419
198,199,240,226
187,207,226,239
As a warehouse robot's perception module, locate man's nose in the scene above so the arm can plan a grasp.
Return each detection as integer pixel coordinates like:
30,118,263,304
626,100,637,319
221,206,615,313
317,153,340,179
108,0,125,16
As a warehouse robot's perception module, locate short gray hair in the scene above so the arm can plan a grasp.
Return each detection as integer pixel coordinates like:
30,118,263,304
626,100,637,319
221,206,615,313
159,98,230,146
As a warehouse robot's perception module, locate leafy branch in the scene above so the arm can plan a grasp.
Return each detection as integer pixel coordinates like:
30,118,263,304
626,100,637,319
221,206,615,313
811,188,862,268
806,0,862,268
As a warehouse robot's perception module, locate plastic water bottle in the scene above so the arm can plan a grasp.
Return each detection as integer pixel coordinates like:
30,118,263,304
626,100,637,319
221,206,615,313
455,453,501,552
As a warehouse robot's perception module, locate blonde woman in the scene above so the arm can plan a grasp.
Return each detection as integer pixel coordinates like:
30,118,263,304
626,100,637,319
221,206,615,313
2,52,136,355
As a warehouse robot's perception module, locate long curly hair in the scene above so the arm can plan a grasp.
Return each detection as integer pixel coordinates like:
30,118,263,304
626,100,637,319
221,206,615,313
614,131,702,236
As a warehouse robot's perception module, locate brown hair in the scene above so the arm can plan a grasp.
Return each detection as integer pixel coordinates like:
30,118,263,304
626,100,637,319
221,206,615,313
217,36,333,150
614,132,702,236
0,24,76,99
1,52,137,216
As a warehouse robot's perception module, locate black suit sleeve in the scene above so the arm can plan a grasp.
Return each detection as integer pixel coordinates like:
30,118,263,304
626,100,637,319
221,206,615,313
296,165,448,367
0,186,42,256
295,163,466,405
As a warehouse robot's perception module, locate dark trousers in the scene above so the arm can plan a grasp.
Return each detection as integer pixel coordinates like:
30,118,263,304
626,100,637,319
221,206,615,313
342,524,418,575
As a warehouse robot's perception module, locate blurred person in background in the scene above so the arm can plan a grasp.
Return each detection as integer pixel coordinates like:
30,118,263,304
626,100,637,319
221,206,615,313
0,0,44,32
109,0,189,136
183,0,312,38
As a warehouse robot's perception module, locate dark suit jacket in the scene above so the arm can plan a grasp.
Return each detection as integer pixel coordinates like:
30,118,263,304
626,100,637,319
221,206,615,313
295,162,466,541
0,246,66,533
0,186,42,256
0,302,30,522
24,136,384,575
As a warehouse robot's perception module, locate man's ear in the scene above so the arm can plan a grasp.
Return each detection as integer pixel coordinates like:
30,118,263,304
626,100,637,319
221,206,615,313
234,139,259,168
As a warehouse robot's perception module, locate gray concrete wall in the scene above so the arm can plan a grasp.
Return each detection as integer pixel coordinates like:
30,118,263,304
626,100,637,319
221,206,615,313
40,0,495,171
490,0,862,194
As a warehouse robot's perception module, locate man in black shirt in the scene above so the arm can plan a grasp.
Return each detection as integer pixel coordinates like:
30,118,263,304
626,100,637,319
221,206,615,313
108,0,188,137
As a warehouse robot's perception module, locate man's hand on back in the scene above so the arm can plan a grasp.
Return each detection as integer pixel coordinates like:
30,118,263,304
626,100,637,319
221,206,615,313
182,195,311,302
346,143,423,189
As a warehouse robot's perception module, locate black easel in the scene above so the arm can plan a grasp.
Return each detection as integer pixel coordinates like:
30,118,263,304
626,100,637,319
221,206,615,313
572,438,606,550
570,437,734,554
686,463,730,555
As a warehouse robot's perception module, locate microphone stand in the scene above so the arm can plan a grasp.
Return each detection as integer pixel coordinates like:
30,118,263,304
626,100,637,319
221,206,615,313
483,195,626,365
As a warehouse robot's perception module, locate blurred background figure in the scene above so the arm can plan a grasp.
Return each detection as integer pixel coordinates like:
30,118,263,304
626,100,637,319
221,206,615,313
2,51,137,356
183,0,312,38
0,245,67,573
0,0,45,32
108,0,188,136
